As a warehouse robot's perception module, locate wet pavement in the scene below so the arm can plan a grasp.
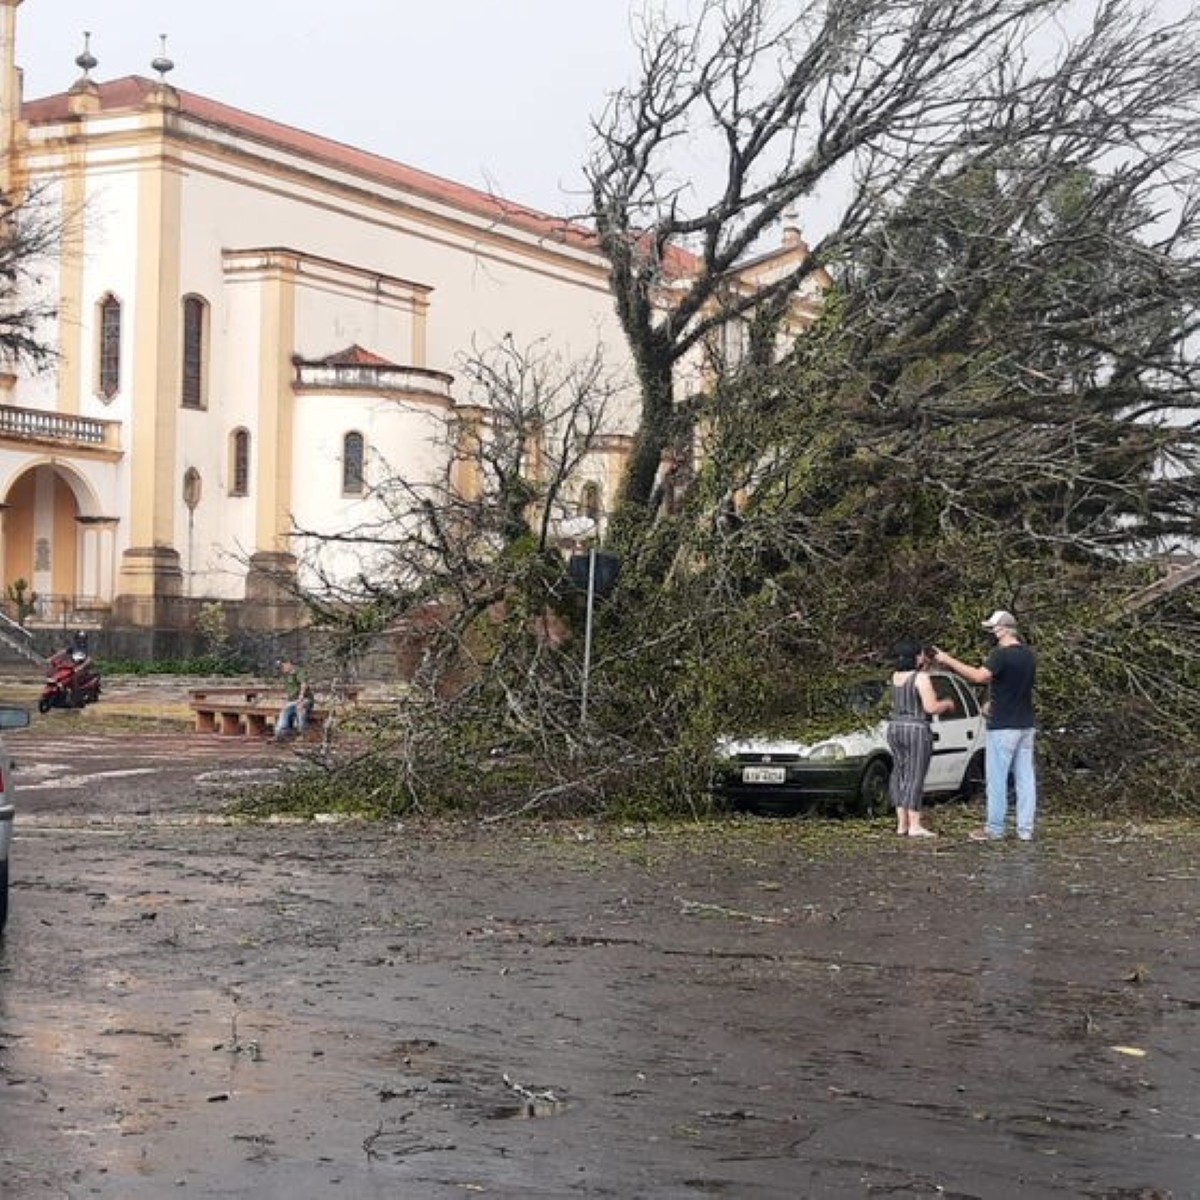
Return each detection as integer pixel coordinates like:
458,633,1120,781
1,710,1198,1197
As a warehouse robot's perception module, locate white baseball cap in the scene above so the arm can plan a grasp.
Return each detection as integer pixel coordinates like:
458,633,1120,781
981,609,1018,630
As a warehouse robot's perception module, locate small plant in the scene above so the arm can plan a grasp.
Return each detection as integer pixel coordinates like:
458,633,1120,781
6,577,37,623
197,602,232,662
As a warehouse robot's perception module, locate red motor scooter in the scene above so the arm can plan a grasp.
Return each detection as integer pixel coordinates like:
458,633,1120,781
38,649,102,713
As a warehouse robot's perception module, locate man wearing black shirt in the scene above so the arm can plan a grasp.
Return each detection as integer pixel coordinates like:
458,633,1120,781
934,610,1037,841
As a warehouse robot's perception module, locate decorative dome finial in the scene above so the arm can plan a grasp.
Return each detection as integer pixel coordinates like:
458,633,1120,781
74,31,98,79
151,34,174,81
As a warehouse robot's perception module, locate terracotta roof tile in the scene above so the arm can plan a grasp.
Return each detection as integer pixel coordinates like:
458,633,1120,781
21,76,597,252
318,345,397,367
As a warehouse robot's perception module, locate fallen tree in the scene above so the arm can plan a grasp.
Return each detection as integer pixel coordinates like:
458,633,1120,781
265,0,1200,821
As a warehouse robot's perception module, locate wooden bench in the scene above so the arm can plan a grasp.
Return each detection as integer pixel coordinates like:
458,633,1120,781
187,685,361,739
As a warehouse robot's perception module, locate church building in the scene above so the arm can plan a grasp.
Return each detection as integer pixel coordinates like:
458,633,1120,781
0,2,639,653
0,3,819,658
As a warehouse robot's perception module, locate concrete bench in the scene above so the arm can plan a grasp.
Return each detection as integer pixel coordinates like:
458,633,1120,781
187,685,360,738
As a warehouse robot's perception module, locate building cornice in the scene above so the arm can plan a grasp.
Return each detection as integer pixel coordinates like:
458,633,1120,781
21,76,605,266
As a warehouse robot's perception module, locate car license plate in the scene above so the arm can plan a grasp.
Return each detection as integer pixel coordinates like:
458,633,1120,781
743,766,786,784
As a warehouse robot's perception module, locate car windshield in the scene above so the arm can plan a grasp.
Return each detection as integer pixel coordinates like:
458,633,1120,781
793,678,887,734
726,676,891,740
844,680,886,715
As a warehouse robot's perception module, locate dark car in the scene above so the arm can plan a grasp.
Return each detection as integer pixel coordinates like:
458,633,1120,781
0,703,33,932
713,672,985,816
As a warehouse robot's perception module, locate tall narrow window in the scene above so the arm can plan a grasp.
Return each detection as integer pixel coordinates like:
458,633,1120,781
580,482,602,522
97,294,121,399
230,428,251,496
343,432,365,495
181,294,208,409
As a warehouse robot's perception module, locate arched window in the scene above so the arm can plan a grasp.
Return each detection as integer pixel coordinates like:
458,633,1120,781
181,294,208,409
343,431,365,495
230,428,251,496
97,293,121,399
580,482,602,522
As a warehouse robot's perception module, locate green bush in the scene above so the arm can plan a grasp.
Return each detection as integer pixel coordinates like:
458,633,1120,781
97,656,251,677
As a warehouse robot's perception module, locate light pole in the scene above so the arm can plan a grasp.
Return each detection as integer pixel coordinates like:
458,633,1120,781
561,517,621,727
581,540,597,725
559,516,599,726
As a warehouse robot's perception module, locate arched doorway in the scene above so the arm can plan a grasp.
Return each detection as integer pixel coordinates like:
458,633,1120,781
2,463,109,622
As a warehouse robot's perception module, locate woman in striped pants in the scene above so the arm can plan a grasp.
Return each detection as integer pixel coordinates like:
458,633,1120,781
887,639,955,837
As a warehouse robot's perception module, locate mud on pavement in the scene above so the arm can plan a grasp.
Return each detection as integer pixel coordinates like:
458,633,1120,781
1,714,1199,1198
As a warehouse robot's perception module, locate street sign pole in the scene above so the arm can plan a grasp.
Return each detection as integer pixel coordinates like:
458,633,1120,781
581,544,596,725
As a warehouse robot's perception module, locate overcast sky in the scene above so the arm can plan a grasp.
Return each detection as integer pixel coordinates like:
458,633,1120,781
15,0,683,218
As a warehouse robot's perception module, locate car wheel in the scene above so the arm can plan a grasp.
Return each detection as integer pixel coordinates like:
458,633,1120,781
857,757,892,816
958,750,986,802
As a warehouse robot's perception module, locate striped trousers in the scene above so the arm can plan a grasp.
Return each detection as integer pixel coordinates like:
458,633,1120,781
887,719,932,811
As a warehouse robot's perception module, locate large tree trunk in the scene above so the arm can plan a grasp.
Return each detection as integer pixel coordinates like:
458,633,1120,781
617,347,675,515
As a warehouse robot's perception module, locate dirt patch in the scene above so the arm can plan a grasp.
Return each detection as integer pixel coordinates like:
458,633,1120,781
1,712,1198,1197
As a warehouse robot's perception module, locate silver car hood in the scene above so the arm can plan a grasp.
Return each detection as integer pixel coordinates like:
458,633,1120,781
717,720,887,759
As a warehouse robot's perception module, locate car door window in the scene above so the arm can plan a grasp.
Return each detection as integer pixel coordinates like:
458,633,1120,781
948,677,981,718
930,675,966,718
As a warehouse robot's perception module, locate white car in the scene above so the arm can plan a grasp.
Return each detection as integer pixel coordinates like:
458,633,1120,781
0,703,33,933
714,672,986,816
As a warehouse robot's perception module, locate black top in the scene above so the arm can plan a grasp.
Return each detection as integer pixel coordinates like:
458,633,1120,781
985,642,1036,729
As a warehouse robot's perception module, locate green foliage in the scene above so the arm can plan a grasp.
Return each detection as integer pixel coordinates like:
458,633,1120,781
97,656,249,677
195,603,235,662
264,103,1200,820
6,577,37,623
1030,582,1200,815
229,758,419,821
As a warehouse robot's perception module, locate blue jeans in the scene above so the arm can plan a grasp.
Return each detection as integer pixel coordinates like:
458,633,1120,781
984,727,1037,837
275,699,310,737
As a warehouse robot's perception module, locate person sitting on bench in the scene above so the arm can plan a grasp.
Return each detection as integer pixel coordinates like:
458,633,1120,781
274,659,314,740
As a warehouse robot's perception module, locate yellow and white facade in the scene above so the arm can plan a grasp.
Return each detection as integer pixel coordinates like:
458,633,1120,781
0,2,633,641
